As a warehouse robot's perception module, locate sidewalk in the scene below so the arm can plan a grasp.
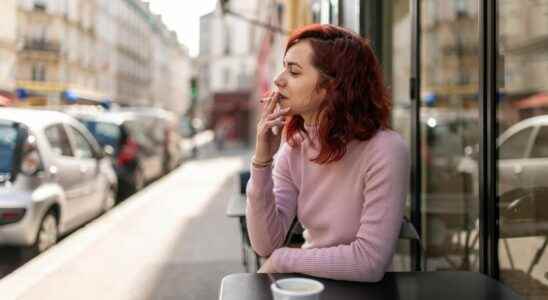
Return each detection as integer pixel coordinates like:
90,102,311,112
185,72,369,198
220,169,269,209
0,148,252,300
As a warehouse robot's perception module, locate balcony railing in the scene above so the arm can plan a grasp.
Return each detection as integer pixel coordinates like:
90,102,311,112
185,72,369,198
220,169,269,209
22,38,61,53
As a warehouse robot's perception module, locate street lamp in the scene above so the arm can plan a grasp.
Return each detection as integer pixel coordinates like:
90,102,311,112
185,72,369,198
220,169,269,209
219,0,289,35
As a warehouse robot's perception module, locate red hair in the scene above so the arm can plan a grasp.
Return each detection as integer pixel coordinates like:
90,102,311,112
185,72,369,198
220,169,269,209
283,24,391,164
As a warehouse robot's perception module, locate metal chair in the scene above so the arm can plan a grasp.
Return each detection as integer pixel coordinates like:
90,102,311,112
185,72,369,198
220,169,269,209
399,217,425,271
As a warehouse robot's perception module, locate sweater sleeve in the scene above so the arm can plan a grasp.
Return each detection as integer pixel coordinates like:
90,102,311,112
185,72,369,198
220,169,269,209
246,144,299,257
270,135,410,282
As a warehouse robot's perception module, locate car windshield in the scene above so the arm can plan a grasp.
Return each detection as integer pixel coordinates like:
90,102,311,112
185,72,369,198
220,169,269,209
0,123,20,175
79,120,121,153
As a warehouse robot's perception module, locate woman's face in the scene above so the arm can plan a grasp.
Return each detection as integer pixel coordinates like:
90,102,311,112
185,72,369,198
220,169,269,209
274,40,327,125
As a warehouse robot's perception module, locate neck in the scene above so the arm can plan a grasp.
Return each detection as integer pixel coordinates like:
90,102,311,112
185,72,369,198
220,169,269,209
302,113,319,126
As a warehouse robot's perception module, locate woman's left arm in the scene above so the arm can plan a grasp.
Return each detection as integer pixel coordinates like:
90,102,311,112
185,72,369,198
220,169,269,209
268,135,410,282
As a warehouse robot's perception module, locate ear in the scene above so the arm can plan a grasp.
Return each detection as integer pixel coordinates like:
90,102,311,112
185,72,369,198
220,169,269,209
316,86,328,101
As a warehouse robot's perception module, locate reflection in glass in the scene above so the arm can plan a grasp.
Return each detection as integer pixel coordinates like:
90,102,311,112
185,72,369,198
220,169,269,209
497,2,548,297
420,0,480,271
384,0,412,271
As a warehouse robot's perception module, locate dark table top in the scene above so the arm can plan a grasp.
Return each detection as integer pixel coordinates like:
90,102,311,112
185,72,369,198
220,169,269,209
219,272,523,300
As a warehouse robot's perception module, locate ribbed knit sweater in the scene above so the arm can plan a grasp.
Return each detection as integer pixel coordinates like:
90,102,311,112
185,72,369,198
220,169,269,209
246,128,410,282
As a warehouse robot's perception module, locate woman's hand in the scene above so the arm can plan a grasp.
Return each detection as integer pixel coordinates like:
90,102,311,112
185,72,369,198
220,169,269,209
257,257,278,273
254,92,291,164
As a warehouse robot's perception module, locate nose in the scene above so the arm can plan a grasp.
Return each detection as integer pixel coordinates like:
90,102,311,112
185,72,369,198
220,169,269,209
274,71,286,88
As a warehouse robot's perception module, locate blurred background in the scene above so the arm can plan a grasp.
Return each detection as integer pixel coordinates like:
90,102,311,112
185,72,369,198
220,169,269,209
1,1,548,299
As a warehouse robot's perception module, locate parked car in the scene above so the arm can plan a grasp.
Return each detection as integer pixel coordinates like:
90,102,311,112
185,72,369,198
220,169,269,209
178,115,198,159
65,109,176,198
0,108,117,254
459,114,548,197
118,107,186,171
458,115,548,239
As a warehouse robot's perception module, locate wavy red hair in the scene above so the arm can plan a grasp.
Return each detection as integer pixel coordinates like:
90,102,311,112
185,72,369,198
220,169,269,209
283,24,391,164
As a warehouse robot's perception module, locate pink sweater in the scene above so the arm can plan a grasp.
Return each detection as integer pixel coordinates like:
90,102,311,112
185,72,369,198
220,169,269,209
246,129,410,282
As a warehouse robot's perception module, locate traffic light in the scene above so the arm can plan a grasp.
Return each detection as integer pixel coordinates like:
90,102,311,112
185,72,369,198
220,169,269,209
190,77,198,100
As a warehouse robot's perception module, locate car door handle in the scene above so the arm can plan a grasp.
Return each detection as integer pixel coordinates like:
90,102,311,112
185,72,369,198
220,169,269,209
49,166,58,180
513,165,522,175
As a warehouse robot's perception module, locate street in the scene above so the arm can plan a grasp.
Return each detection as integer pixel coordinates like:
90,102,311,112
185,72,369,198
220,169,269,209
0,149,250,300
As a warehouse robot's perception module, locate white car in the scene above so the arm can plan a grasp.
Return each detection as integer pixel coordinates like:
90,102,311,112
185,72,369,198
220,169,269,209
0,108,117,254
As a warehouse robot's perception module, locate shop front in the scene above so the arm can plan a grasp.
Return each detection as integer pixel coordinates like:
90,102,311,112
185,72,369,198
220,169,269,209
314,0,548,298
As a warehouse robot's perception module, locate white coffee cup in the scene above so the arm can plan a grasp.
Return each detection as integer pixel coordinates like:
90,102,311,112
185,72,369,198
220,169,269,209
271,278,325,300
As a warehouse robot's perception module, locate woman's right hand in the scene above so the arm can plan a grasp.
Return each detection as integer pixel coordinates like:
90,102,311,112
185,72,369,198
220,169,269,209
254,92,291,164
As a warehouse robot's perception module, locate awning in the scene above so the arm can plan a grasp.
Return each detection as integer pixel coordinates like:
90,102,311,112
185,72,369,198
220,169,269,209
512,93,548,109
62,89,108,105
0,94,12,107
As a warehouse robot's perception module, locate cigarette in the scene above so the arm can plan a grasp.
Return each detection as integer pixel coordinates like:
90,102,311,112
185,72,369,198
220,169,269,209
259,92,281,104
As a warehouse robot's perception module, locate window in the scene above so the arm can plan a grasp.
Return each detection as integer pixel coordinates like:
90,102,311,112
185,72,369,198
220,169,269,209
33,0,47,11
311,0,321,23
32,64,46,81
329,0,340,25
499,127,534,160
80,120,121,153
66,126,95,159
45,124,73,157
0,125,19,174
530,126,548,158
342,0,359,32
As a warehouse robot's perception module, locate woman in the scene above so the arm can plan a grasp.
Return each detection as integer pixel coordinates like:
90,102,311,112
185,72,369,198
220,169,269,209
246,24,410,282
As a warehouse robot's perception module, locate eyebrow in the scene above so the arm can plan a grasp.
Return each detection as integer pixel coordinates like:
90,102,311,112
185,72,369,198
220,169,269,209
284,60,302,69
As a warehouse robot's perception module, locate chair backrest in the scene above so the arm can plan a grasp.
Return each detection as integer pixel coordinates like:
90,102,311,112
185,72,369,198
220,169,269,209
399,217,425,271
399,218,421,241
239,170,250,195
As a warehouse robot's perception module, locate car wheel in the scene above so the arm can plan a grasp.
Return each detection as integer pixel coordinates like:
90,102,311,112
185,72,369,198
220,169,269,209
133,167,145,193
29,211,58,255
103,187,116,213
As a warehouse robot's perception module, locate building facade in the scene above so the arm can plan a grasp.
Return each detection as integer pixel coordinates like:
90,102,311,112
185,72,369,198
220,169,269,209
12,0,191,115
226,0,548,298
198,0,264,143
0,0,17,103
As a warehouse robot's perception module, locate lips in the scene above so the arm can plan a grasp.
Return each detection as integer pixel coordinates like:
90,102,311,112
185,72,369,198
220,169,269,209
276,93,288,101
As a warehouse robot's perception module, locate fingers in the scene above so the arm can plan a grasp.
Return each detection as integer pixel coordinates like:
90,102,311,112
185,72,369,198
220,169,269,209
264,118,286,129
266,107,290,120
260,92,279,117
266,95,278,115
259,90,276,103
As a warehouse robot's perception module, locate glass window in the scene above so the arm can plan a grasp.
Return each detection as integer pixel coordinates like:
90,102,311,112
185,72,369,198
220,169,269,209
66,126,94,159
45,124,73,157
80,120,121,153
0,124,19,174
311,0,321,23
320,0,330,24
499,127,534,160
497,1,548,296
383,0,412,271
329,0,339,25
531,126,548,158
420,0,480,272
342,0,359,32
125,119,151,148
